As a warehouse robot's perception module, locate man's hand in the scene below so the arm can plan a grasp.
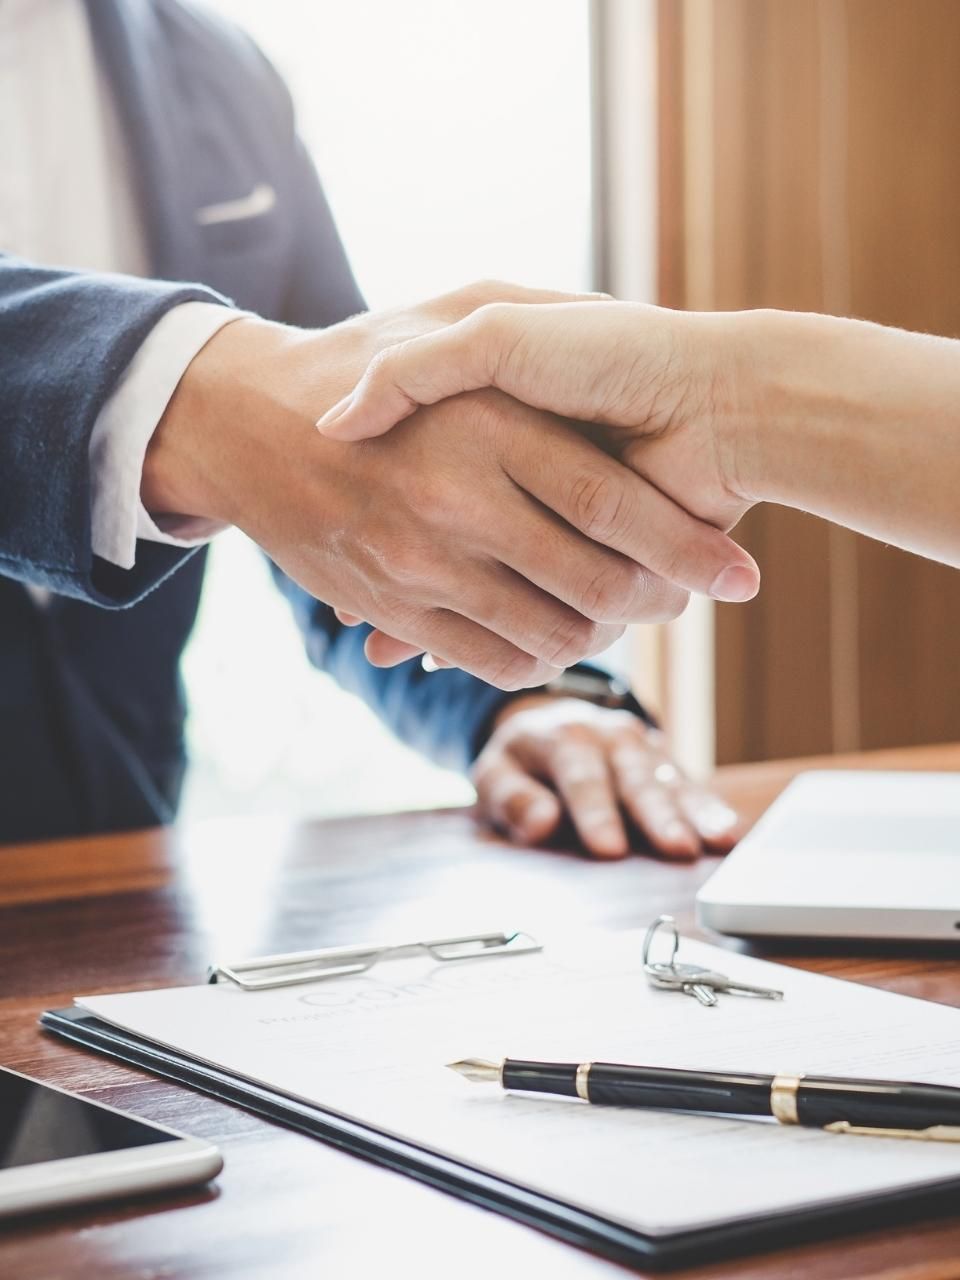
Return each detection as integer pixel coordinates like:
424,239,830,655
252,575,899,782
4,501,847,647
144,286,758,690
473,697,741,858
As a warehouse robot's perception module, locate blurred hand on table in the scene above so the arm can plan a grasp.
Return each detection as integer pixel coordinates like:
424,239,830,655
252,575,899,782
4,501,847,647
472,697,741,860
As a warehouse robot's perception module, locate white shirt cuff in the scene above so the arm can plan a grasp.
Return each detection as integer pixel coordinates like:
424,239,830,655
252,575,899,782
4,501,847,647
89,302,246,570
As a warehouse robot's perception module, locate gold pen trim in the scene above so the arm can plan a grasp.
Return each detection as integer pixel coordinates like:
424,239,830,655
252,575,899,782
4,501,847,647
770,1073,805,1125
825,1121,960,1143
575,1062,592,1102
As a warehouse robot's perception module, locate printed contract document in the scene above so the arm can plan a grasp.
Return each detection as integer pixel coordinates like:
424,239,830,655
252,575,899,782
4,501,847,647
75,934,960,1239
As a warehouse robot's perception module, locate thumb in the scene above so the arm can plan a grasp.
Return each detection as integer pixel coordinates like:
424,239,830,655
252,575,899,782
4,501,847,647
315,309,508,441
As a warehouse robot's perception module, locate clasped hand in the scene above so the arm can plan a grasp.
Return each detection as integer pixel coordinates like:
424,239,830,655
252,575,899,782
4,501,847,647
150,284,759,692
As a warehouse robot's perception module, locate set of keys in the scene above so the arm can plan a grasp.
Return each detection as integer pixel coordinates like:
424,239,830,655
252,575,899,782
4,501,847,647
642,915,784,1007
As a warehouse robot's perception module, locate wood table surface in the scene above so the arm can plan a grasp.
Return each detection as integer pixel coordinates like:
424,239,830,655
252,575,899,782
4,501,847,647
2,742,959,1280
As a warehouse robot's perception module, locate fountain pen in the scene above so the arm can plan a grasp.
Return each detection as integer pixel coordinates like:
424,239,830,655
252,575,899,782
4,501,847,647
447,1057,960,1140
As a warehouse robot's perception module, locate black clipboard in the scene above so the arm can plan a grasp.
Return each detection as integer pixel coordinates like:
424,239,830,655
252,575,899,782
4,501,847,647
40,1005,960,1271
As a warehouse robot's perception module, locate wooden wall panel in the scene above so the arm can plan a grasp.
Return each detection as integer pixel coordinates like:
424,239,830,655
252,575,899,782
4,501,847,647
844,1,960,751
658,0,960,762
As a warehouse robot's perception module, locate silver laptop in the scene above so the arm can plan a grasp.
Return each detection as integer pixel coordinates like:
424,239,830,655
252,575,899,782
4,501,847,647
696,770,960,941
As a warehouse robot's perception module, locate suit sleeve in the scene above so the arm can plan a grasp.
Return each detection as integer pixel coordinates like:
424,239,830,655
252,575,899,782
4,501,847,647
0,254,230,604
270,570,512,772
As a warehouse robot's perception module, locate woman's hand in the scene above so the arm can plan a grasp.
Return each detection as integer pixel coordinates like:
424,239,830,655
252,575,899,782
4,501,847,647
317,300,761,668
472,696,741,859
317,294,960,571
316,300,753,539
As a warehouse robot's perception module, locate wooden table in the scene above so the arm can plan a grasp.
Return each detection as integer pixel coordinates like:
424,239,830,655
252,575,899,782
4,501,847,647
2,742,959,1279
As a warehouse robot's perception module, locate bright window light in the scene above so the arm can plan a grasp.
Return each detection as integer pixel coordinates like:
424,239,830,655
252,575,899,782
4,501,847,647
181,0,593,822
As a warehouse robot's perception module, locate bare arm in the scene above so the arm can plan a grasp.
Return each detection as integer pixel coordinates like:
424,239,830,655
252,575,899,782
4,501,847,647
318,300,960,569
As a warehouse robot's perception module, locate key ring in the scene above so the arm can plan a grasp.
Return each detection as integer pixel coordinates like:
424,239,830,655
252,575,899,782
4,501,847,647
642,914,681,974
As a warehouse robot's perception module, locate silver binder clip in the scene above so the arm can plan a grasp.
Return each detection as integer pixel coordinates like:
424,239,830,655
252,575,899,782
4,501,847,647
208,929,542,991
642,914,783,1007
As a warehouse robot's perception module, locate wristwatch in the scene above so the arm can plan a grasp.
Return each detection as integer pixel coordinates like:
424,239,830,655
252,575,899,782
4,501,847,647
542,667,655,724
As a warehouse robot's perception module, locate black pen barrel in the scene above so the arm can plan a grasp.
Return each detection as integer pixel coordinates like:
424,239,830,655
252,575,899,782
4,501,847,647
795,1078,960,1130
501,1060,581,1096
586,1063,772,1114
500,1059,960,1131
501,1060,773,1115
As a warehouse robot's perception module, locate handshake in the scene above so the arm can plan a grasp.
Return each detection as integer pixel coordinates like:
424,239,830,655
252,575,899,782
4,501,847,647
146,279,957,687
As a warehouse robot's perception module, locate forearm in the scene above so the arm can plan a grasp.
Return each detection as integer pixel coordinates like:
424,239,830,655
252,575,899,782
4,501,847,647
727,311,960,566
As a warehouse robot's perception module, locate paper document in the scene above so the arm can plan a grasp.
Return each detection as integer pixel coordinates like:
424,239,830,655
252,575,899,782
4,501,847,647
77,934,960,1238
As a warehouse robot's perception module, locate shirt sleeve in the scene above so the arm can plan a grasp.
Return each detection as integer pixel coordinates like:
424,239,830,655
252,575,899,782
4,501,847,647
88,301,246,569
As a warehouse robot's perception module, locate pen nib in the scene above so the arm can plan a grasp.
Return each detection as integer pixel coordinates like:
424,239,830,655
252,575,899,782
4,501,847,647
446,1058,501,1084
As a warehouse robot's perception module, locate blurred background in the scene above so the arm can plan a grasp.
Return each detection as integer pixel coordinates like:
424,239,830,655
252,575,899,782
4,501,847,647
181,0,960,822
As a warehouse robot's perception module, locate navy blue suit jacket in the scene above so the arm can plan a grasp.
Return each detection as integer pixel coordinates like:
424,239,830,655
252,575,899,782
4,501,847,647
0,0,516,843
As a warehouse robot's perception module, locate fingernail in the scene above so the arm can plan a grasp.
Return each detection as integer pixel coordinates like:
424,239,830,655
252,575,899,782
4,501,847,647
709,565,759,603
697,802,738,837
315,393,354,432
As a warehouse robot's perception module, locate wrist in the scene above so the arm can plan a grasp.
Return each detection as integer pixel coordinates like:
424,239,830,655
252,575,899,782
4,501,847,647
141,316,360,528
720,309,842,506
718,308,915,508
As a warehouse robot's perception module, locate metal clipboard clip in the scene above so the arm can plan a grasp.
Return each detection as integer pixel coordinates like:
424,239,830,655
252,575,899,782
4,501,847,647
208,929,542,991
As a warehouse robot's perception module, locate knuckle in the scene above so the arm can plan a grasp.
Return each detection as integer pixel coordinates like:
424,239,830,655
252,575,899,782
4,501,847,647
462,386,511,428
383,540,433,590
568,472,633,545
488,650,547,692
408,470,460,526
472,278,511,303
553,724,599,753
471,300,513,331
453,278,509,312
610,708,644,736
542,615,607,667
577,560,643,622
364,344,398,386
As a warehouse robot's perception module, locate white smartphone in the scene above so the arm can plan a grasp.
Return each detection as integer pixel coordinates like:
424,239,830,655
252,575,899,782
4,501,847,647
0,1066,223,1220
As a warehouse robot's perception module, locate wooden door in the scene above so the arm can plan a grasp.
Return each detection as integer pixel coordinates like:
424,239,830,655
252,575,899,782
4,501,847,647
657,0,960,762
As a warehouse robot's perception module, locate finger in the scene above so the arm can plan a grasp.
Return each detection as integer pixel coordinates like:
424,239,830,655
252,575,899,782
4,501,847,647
611,740,701,859
335,608,365,626
433,280,613,314
623,782,701,858
473,752,563,845
359,605,564,690
316,294,611,440
422,552,624,670
676,786,743,853
364,632,424,665
486,497,689,626
548,738,629,859
363,640,458,671
362,536,620,671
316,318,499,439
499,416,760,606
352,633,454,668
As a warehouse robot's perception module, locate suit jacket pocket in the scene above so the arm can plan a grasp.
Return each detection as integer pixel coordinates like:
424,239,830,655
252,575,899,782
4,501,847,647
195,183,280,255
